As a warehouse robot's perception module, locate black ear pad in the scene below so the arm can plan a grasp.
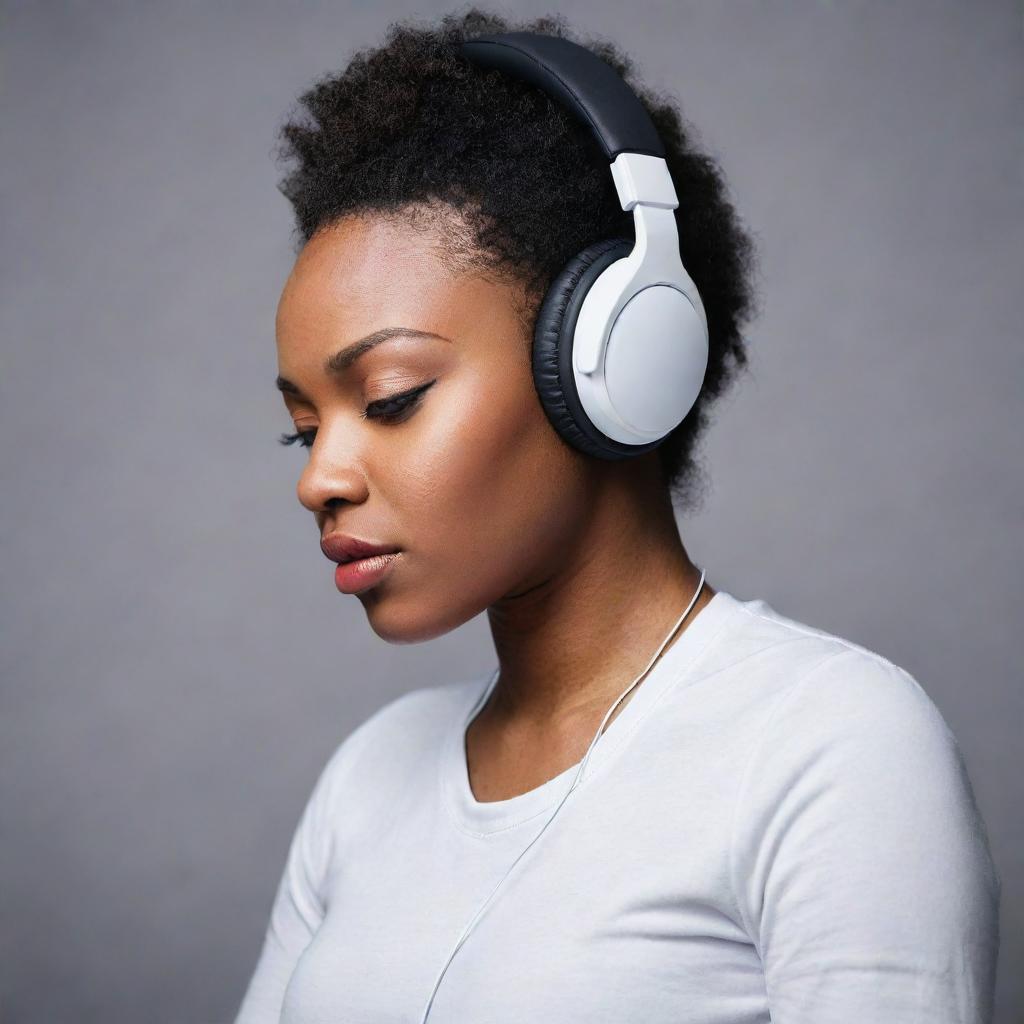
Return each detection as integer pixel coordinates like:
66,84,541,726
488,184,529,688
533,237,668,461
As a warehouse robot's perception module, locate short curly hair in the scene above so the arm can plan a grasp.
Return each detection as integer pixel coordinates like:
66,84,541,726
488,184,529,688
274,7,761,512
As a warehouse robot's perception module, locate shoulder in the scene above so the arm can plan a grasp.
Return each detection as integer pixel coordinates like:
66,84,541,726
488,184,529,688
752,642,955,766
723,626,1001,1008
720,594,1000,889
729,641,1001,917
308,674,485,802
359,674,483,746
712,593,955,735
732,638,966,815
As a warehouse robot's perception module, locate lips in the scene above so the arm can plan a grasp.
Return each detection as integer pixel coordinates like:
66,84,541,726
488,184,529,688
333,551,400,595
320,533,402,565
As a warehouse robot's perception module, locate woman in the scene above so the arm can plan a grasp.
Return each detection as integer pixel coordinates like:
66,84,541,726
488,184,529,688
235,10,1000,1023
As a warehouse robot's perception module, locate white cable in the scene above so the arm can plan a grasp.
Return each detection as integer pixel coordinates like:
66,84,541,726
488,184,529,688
418,567,708,1022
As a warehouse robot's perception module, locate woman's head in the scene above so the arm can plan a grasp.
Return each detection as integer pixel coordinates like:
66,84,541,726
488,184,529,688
273,9,759,641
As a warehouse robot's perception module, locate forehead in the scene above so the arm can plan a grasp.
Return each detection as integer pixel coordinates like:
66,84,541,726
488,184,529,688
276,213,468,339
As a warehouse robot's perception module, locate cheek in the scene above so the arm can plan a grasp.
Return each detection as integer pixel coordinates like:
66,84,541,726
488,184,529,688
383,365,585,593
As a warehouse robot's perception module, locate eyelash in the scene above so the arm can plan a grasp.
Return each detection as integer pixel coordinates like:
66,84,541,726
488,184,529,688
278,379,436,449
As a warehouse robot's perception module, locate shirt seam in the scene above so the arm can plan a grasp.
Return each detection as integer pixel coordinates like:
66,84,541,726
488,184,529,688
440,761,567,839
733,603,907,671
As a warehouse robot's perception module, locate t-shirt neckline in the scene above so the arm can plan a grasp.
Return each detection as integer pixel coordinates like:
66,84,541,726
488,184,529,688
439,588,740,837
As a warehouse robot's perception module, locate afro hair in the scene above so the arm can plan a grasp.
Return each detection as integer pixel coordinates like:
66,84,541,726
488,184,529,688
274,7,761,512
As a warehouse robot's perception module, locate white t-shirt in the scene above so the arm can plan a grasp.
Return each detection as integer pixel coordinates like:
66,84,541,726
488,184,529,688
233,588,1001,1023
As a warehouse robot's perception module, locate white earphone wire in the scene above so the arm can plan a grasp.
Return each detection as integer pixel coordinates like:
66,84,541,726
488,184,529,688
418,566,708,1022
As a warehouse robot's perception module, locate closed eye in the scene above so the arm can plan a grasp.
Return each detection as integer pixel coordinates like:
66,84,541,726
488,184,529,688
360,379,436,423
278,379,436,448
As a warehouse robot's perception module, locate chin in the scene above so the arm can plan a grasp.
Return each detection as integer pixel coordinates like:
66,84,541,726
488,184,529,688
358,590,478,645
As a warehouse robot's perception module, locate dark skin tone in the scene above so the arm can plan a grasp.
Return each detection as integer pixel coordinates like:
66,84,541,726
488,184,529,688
275,207,716,802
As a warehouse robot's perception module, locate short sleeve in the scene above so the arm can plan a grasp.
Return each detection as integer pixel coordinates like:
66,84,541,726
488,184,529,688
231,743,346,1024
730,648,1001,1023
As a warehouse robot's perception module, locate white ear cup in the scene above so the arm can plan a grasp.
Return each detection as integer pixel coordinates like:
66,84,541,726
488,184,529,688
600,284,708,439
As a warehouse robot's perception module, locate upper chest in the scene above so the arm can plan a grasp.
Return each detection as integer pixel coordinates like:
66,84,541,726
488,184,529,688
461,693,637,802
281,748,765,1024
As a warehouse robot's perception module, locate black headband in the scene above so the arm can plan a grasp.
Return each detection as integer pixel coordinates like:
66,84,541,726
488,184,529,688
459,31,665,161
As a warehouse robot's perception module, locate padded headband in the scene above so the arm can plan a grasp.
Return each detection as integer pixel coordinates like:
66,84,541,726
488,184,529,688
459,32,665,161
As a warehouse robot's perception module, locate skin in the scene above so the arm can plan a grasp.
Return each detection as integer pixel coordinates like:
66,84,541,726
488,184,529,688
275,207,716,803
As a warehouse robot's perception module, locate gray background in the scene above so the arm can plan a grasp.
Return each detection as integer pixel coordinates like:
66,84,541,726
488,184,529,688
2,1,1020,1021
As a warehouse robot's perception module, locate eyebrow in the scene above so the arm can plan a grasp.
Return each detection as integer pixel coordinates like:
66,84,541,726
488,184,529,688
275,327,451,396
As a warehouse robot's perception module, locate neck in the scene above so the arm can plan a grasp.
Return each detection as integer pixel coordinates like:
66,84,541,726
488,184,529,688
484,460,715,730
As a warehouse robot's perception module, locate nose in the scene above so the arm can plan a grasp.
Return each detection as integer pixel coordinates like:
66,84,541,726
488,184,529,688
294,423,369,513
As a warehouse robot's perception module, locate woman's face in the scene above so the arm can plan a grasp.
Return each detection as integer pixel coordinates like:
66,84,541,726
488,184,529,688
275,210,597,642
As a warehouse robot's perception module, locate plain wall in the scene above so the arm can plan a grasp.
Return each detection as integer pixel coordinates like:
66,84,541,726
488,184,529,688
2,1,1020,1020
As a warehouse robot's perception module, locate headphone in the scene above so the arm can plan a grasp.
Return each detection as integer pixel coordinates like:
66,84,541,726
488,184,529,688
459,30,710,461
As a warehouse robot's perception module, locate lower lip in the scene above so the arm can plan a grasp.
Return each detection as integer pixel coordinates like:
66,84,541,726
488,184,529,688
334,552,401,594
